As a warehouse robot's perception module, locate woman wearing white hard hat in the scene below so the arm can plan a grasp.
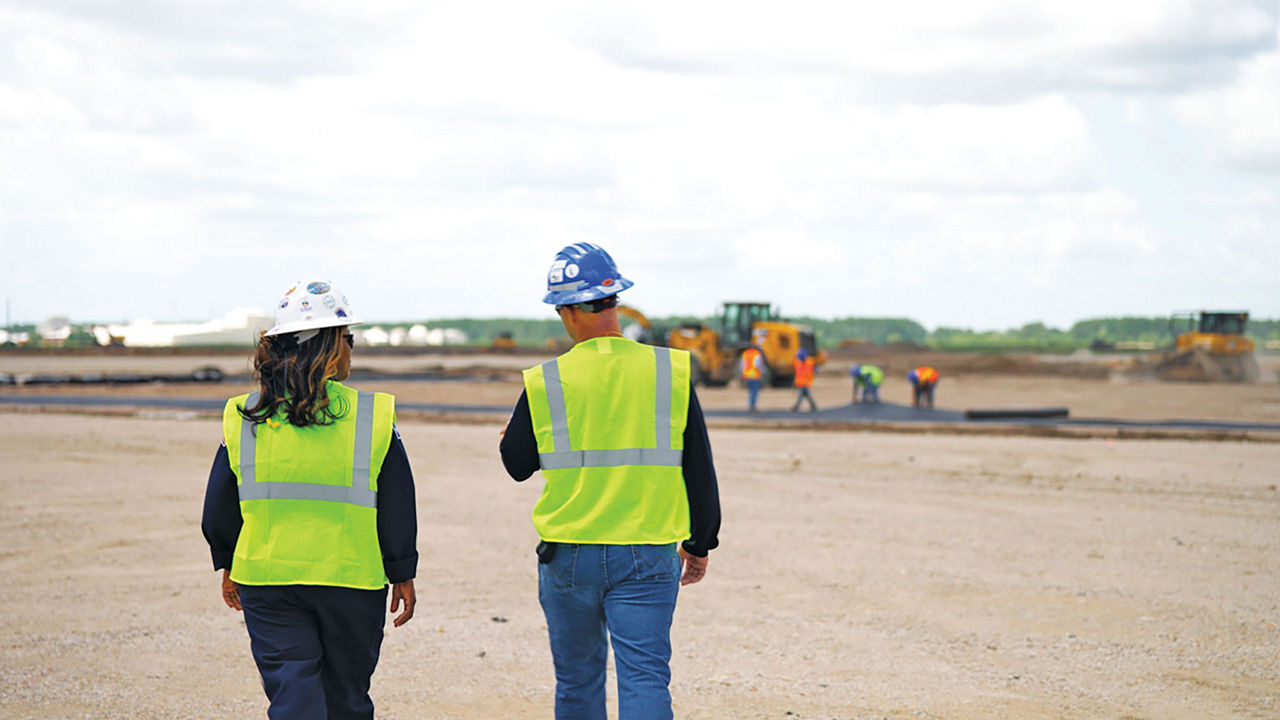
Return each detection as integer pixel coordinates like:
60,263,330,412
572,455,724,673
201,280,418,720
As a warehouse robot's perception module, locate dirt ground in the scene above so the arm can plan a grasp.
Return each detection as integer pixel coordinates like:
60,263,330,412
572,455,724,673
1,400,1278,719
2,351,1279,718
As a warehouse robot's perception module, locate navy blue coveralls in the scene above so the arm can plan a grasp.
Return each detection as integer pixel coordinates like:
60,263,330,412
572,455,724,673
201,429,418,720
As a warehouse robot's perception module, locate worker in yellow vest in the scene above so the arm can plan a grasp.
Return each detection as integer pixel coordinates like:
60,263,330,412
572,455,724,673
201,280,418,720
500,243,721,720
852,363,884,403
741,344,765,411
791,348,818,412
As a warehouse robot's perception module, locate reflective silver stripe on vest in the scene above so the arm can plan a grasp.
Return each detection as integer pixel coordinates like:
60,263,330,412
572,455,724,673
540,447,683,470
653,346,672,451
537,346,680,470
541,358,572,454
239,391,260,485
237,391,378,508
353,391,373,490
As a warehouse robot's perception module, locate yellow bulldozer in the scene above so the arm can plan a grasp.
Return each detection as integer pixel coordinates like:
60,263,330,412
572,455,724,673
661,302,824,387
1146,310,1260,382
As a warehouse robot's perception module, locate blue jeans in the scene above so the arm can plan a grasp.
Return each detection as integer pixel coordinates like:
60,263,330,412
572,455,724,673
912,381,935,408
792,386,816,412
861,382,880,403
538,543,681,720
745,379,763,410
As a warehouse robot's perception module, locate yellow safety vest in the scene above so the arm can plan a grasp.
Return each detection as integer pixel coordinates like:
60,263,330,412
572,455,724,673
522,337,691,544
222,381,396,590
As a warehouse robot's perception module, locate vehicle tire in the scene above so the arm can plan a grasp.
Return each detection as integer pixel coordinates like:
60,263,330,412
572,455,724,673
1242,354,1262,383
690,357,707,387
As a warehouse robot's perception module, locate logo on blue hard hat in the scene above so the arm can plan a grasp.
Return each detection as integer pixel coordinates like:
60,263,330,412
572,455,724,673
548,260,567,284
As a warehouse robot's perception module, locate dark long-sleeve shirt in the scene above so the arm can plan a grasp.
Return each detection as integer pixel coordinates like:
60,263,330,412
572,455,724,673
499,383,721,557
201,427,419,584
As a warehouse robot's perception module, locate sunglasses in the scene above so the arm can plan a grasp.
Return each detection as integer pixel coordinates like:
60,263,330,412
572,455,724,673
343,333,354,349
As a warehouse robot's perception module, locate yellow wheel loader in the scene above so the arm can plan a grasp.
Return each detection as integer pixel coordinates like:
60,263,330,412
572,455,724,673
665,302,824,387
618,302,825,387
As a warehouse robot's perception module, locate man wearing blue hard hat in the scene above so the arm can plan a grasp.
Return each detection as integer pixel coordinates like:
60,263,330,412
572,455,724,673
499,242,722,720
791,347,818,412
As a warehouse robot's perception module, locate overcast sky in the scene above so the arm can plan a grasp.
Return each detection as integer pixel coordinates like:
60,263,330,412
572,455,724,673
2,1,1278,331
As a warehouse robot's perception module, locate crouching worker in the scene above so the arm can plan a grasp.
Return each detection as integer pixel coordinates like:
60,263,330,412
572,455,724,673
201,280,418,720
851,363,884,404
907,365,940,408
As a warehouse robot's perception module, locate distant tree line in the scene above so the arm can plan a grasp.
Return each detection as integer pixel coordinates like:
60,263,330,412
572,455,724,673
400,314,1280,353
5,315,1279,352
923,317,1280,353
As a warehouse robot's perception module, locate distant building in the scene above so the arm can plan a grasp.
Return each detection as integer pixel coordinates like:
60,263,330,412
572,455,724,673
426,327,468,346
353,324,467,347
360,326,391,346
406,324,429,346
103,308,273,347
36,316,73,345
0,329,32,346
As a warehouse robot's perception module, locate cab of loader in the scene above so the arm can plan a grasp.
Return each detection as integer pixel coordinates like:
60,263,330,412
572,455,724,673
719,302,825,387
662,301,826,387
719,302,775,345
1199,312,1247,336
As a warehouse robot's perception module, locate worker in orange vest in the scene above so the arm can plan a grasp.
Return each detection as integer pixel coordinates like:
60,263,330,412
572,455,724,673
907,366,940,408
741,345,765,412
791,348,817,412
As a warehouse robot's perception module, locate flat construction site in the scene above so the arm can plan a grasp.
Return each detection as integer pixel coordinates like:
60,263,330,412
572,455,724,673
2,351,1279,718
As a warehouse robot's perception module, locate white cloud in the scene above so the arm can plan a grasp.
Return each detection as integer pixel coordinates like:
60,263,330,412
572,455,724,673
1174,24,1280,170
578,1,1277,98
0,0,1277,329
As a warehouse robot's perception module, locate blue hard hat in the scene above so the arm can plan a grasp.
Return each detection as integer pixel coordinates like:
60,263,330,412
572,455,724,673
542,242,634,305
796,348,809,361
851,364,861,376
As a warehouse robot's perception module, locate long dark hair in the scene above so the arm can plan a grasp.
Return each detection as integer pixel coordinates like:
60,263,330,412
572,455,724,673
239,326,348,427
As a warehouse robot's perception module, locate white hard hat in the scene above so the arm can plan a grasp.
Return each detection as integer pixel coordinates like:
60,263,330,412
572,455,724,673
263,280,362,337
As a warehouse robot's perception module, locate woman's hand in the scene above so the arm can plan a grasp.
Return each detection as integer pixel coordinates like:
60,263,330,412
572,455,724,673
390,579,416,627
221,569,241,611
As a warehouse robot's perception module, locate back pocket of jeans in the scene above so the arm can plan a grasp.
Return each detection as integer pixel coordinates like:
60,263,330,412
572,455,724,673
539,545,576,589
630,544,678,582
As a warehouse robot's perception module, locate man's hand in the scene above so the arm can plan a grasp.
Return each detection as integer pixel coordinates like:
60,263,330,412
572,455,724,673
678,547,709,586
390,579,416,628
221,569,241,611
